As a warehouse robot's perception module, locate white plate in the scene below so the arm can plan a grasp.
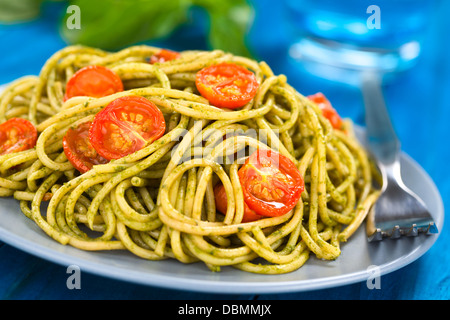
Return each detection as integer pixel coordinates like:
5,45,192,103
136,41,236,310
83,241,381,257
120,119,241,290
0,120,444,294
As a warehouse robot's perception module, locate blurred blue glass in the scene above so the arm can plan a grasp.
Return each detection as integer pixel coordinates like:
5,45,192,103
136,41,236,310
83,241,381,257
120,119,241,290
284,0,437,82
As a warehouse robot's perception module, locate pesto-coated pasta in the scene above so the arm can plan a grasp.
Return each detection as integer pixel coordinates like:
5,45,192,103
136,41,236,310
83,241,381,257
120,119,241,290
0,45,379,274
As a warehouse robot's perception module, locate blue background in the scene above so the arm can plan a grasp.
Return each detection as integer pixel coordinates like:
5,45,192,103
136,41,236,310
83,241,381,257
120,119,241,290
0,0,448,300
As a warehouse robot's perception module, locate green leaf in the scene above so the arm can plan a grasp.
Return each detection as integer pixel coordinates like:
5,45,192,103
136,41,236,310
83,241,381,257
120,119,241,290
61,0,190,50
208,4,253,57
0,0,43,23
60,0,254,57
193,0,253,57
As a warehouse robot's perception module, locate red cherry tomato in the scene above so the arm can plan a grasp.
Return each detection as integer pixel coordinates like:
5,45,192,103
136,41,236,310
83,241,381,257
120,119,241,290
307,92,343,130
195,62,259,109
64,65,123,101
63,121,109,173
214,184,263,223
0,118,37,155
149,49,180,64
238,149,304,217
89,96,166,160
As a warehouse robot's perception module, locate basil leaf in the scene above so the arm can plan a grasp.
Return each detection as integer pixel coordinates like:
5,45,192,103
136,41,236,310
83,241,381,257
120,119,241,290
60,0,253,56
61,0,190,50
203,1,253,57
0,0,43,23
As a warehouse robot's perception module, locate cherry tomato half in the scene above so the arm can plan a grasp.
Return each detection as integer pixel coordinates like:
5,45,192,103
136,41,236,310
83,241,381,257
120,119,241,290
64,65,124,101
63,121,109,173
89,96,166,160
149,49,180,64
307,92,343,130
214,184,263,223
238,149,304,217
195,62,259,109
0,118,37,155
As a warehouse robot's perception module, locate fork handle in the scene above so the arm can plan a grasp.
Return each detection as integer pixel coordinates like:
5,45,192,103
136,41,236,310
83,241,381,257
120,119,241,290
361,71,401,165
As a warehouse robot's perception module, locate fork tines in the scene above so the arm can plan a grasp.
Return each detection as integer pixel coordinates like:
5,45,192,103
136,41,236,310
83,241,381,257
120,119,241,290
368,222,438,242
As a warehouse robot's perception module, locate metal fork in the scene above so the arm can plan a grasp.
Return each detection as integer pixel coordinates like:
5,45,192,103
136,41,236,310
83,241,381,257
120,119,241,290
361,71,439,241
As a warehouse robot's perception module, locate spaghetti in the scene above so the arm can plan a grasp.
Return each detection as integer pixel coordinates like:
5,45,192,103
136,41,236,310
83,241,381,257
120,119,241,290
0,45,379,274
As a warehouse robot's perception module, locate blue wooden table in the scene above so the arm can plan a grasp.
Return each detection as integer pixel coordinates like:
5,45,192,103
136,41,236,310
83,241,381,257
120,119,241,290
0,1,448,300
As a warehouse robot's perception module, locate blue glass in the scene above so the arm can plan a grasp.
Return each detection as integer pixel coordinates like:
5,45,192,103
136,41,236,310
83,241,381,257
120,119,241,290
285,0,437,76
